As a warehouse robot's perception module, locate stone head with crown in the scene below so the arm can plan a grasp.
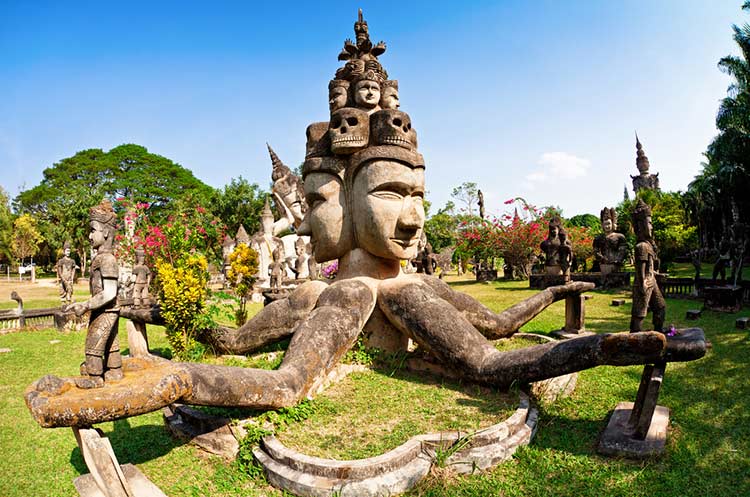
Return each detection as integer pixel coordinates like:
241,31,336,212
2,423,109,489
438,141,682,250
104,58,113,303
298,9,424,279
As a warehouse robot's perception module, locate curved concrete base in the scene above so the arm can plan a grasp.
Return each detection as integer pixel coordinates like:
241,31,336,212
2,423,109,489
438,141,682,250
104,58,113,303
253,393,538,497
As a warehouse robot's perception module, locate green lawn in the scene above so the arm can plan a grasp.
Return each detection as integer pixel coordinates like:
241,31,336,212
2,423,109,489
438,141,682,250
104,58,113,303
1,276,748,496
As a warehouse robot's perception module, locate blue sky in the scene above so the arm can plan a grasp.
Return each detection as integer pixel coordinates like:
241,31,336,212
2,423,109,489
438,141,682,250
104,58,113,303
0,1,744,218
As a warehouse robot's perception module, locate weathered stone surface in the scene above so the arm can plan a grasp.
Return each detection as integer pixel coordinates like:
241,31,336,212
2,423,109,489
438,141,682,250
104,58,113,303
253,391,538,496
163,404,239,459
703,285,743,313
73,427,131,497
25,357,192,428
597,401,669,459
630,200,665,333
736,317,750,329
612,299,626,306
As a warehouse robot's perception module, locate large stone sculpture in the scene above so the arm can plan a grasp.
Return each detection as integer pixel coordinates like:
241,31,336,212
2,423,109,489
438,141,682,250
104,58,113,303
56,241,77,305
66,199,123,388
630,200,666,333
631,134,660,194
26,10,706,477
593,207,629,274
540,217,567,274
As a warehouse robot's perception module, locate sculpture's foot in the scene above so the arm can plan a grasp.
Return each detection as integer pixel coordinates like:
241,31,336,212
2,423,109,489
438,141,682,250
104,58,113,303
73,375,104,389
34,374,75,396
104,368,124,382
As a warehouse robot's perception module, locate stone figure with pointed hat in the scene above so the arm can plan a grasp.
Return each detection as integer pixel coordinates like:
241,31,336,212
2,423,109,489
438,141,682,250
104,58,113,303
630,200,666,332
631,134,660,194
132,247,151,308
56,241,77,305
268,143,306,236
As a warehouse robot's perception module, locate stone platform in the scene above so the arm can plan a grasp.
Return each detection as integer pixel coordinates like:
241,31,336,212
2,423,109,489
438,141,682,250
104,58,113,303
703,285,744,313
597,401,669,459
530,272,630,290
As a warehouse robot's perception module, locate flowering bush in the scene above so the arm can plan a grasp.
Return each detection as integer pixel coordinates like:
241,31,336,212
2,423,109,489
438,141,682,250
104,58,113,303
156,254,212,360
227,243,259,325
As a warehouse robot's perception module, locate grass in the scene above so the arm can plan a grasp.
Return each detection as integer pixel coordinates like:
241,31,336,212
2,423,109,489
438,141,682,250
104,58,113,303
1,274,749,496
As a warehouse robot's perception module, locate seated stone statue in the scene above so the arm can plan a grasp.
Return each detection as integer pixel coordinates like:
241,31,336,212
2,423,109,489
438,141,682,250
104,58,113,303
540,217,563,274
593,207,629,274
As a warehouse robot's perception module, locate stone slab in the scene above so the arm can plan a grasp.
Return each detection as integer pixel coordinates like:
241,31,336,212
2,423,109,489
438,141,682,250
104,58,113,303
611,299,626,306
597,401,669,459
74,463,166,497
550,329,595,340
736,317,750,330
686,309,702,320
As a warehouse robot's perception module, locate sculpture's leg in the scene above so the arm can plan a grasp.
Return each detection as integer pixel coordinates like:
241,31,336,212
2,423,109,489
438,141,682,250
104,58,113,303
184,279,375,409
416,274,594,339
205,280,329,354
378,279,697,389
104,317,123,381
650,287,666,332
79,312,119,388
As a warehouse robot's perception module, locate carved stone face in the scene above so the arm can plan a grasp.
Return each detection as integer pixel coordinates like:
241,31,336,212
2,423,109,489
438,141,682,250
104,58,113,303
280,189,305,224
89,221,109,250
328,86,348,113
371,110,417,150
602,218,613,234
329,108,369,154
548,225,559,239
350,160,425,260
380,86,399,109
298,172,352,262
353,80,381,109
64,247,70,257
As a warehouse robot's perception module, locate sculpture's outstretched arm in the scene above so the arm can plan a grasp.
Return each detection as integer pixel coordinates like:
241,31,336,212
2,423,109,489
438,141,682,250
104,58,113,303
379,279,705,390
416,274,594,339
205,280,329,354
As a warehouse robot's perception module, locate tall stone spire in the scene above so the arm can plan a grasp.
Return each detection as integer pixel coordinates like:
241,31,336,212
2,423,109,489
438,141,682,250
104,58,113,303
631,132,660,193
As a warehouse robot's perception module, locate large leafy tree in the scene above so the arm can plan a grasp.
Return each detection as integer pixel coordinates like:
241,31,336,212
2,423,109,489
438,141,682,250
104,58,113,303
208,177,267,236
0,187,13,265
687,2,750,248
15,144,214,270
11,214,43,264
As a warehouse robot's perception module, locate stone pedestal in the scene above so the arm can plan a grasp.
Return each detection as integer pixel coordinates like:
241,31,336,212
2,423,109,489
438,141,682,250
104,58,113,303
551,294,594,339
126,320,150,357
703,285,743,313
476,268,497,282
545,265,562,276
598,362,668,459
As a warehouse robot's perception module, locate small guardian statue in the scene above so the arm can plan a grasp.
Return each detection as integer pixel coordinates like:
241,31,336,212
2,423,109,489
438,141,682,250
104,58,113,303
131,247,151,308
630,200,665,333
540,217,564,274
593,207,629,274
66,199,122,388
56,241,77,305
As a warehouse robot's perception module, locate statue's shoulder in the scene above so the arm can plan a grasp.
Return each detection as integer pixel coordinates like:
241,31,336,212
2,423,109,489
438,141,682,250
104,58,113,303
92,252,119,278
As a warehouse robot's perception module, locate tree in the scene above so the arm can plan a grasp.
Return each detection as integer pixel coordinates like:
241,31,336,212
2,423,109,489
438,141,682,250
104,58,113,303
208,177,268,236
11,214,43,264
423,201,459,252
0,187,13,264
15,144,214,271
451,182,479,217
568,213,601,231
687,2,750,249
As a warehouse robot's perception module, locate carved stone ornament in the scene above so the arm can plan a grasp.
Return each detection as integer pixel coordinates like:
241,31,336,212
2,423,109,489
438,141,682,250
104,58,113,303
329,107,370,154
370,109,417,150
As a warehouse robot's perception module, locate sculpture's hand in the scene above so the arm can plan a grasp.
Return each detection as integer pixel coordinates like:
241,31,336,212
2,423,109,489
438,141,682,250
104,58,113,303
67,302,88,317
273,192,295,223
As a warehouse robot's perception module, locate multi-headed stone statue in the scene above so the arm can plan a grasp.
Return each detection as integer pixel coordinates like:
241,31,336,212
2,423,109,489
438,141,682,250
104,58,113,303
631,134,660,194
26,11,706,435
630,200,666,333
593,207,629,274
56,241,77,305
66,199,122,388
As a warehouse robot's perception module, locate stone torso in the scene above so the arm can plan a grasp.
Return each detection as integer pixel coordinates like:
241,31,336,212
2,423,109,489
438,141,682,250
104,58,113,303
635,241,657,288
57,256,76,281
89,252,118,303
132,264,150,284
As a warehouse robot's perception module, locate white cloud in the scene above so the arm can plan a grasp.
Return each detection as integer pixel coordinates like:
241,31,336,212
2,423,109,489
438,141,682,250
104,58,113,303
525,152,591,183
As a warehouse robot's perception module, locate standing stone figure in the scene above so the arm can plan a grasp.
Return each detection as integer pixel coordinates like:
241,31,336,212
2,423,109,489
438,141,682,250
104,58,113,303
558,229,573,283
132,247,151,308
307,244,320,280
593,207,629,274
631,134,660,194
630,199,665,333
420,243,437,275
293,237,309,280
540,217,563,274
56,241,77,305
712,237,731,282
478,189,485,220
268,247,286,292
66,199,122,388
